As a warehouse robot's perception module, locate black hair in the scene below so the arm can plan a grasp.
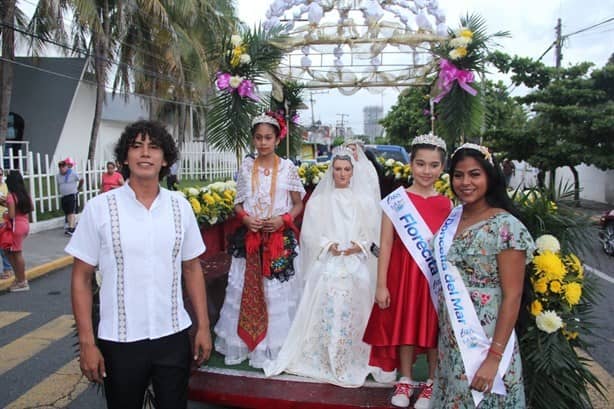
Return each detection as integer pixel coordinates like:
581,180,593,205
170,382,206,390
449,148,521,220
251,122,280,139
106,161,116,168
6,170,33,214
410,143,447,165
114,120,178,181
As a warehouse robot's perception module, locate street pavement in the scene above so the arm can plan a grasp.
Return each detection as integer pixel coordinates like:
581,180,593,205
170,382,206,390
0,218,612,408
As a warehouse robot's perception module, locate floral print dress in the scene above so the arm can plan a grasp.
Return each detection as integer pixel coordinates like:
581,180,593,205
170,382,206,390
431,212,535,408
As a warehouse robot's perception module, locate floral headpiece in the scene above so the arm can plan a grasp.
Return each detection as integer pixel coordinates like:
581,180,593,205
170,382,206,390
452,142,494,165
411,133,447,152
252,111,288,139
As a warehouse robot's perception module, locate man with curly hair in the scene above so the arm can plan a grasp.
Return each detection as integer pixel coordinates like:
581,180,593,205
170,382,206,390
67,120,211,409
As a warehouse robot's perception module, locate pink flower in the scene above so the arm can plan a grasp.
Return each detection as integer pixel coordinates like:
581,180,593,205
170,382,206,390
216,72,231,90
237,79,259,101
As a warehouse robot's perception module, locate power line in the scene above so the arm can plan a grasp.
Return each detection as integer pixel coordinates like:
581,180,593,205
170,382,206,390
0,55,208,109
0,21,207,92
563,17,614,39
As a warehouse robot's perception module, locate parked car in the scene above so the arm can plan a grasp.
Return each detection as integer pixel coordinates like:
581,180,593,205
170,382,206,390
365,144,410,164
599,209,614,256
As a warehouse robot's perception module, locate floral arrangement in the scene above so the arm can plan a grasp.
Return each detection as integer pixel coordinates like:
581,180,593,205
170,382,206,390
215,34,258,101
181,181,237,227
431,14,508,142
298,162,328,189
379,157,412,181
513,186,605,409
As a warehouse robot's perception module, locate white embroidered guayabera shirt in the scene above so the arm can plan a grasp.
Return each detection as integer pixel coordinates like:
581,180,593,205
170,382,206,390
65,183,205,342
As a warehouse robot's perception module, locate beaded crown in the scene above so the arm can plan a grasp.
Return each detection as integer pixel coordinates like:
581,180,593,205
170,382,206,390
452,143,494,165
251,113,280,129
411,133,447,152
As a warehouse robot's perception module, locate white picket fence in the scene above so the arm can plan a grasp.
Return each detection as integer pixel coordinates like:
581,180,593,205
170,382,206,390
0,142,238,224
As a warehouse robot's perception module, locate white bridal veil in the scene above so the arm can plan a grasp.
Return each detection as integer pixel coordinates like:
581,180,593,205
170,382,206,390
299,147,381,288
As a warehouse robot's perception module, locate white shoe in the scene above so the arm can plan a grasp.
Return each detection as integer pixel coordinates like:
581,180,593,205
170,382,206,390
414,378,434,409
390,377,413,408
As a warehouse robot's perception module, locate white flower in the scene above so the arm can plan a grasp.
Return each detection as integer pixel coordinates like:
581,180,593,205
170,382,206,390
318,171,325,178
209,217,218,225
450,36,472,48
535,234,561,254
536,310,563,334
385,158,395,167
208,182,226,192
95,269,103,287
225,180,237,189
229,75,243,89
300,177,306,185
239,54,251,65
312,176,320,184
394,172,402,180
187,187,199,196
230,35,242,47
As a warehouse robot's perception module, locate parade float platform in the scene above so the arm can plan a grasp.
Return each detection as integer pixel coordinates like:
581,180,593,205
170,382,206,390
192,221,427,409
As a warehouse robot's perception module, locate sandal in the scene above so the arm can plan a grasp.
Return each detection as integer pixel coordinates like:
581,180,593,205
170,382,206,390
0,270,14,280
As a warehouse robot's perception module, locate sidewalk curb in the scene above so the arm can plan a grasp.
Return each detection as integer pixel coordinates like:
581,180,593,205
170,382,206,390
0,255,73,291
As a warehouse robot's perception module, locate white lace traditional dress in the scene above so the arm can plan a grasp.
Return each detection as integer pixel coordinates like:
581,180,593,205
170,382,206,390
263,184,381,387
214,156,305,368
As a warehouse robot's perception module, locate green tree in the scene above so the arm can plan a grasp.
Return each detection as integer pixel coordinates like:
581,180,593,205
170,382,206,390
379,86,431,149
489,53,614,199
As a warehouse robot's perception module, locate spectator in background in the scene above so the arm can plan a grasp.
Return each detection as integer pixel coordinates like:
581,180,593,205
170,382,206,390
167,161,179,190
3,170,34,292
502,158,515,187
100,161,124,193
56,157,83,236
0,168,14,280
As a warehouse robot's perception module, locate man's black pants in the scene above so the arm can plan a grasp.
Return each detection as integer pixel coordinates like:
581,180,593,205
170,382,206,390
98,329,191,409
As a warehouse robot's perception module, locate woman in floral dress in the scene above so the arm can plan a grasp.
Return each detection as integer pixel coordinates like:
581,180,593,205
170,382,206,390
432,144,535,408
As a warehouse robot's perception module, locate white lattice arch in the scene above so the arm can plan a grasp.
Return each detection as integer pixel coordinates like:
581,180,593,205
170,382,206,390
265,0,448,95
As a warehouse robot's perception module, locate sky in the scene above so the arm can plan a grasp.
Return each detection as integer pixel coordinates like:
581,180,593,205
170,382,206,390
237,0,614,134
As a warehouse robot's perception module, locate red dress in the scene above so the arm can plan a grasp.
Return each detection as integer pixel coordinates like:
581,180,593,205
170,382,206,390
363,192,451,372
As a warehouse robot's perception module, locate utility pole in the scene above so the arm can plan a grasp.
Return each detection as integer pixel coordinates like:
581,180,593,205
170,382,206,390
336,113,349,138
309,90,328,126
555,18,562,68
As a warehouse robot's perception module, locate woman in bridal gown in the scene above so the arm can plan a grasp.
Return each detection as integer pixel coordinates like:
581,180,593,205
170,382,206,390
263,149,383,387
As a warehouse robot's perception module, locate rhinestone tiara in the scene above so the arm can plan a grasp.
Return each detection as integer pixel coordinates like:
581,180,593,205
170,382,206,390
251,113,280,129
452,143,494,165
411,133,447,152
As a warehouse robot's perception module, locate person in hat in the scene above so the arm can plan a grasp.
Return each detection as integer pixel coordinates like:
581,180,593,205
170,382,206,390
56,157,83,235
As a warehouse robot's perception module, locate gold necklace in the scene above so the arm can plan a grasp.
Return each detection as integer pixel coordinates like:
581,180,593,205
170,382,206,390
251,155,279,218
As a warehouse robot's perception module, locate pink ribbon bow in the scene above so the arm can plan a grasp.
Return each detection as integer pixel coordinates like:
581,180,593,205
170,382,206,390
433,59,478,103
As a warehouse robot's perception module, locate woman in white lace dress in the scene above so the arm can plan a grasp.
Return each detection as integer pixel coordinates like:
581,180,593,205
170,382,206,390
214,112,305,368
263,149,382,387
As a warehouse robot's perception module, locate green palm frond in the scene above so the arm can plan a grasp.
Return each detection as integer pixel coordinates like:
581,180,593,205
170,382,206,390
206,92,261,154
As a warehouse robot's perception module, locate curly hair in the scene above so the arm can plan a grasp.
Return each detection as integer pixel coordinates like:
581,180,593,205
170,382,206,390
114,120,178,181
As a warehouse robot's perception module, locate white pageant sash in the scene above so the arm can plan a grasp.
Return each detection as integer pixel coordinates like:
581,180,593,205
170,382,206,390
380,187,441,313
433,206,515,407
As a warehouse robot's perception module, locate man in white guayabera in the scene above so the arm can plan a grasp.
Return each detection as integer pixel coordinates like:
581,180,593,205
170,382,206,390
67,120,212,409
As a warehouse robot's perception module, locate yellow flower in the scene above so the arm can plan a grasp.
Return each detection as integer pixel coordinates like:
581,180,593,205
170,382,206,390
564,253,584,278
230,45,246,67
549,280,562,293
298,167,306,177
530,300,543,316
458,27,474,38
202,193,215,205
533,277,548,294
189,197,202,214
563,330,579,340
564,282,582,306
533,251,566,281
449,47,468,60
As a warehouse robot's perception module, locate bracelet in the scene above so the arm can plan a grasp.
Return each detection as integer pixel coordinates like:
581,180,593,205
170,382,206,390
492,340,505,348
488,348,503,360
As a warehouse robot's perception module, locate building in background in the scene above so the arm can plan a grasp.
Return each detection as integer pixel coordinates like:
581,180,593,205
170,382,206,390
363,105,383,142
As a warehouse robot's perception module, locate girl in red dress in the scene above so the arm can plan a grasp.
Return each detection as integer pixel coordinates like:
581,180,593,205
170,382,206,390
363,134,451,409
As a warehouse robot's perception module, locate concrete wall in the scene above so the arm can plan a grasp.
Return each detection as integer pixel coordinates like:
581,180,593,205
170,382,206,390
555,164,614,205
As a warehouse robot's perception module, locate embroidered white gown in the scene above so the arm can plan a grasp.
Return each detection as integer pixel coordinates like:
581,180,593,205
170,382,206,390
214,156,305,368
263,185,381,387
